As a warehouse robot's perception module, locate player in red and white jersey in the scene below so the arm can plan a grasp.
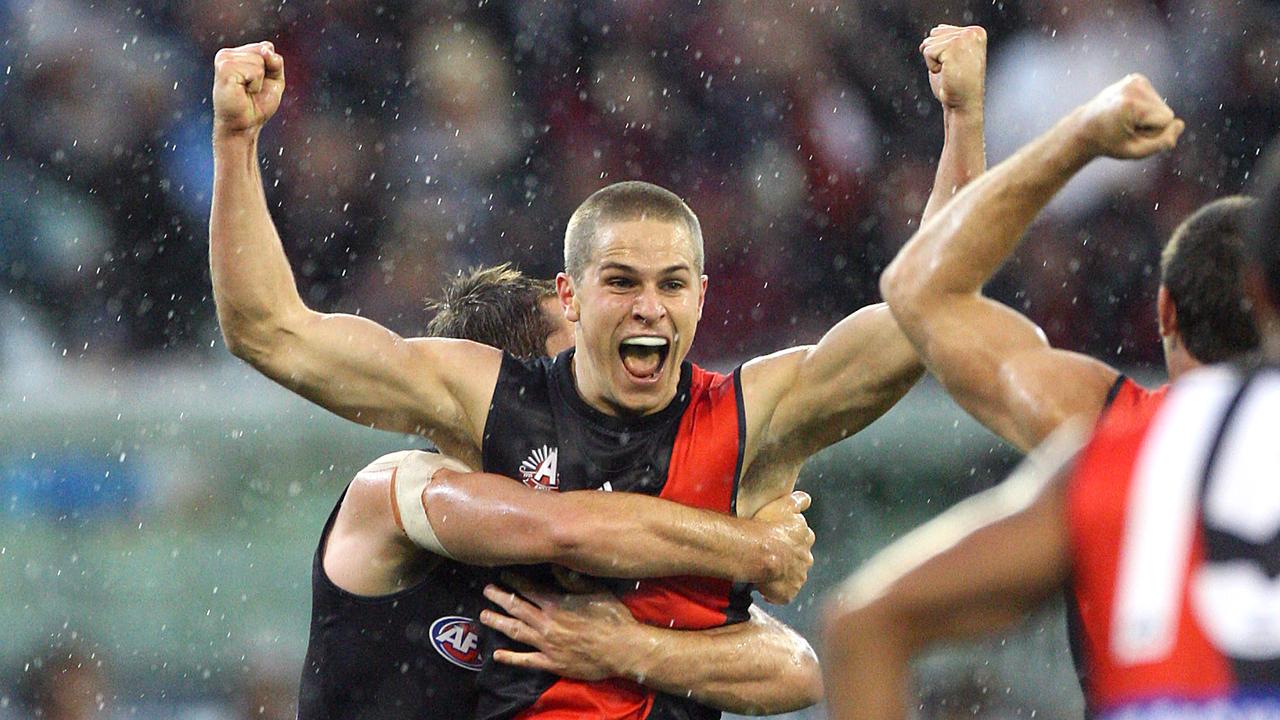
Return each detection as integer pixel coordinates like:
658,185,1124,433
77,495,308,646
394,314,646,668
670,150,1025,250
821,97,1280,720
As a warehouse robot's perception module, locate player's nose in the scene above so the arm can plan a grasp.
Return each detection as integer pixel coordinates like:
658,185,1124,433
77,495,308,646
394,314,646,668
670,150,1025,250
631,286,666,323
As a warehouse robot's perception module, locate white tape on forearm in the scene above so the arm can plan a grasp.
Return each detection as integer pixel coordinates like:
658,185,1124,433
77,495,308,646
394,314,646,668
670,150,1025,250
390,451,473,561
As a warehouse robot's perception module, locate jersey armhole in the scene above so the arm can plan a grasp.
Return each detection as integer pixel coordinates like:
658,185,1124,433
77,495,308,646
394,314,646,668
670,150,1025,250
1102,374,1128,411
730,365,747,517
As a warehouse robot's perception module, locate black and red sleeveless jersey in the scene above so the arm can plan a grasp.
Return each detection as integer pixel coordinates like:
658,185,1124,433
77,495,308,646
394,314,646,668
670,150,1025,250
476,349,751,720
1065,365,1280,719
298,479,490,720
1063,375,1171,705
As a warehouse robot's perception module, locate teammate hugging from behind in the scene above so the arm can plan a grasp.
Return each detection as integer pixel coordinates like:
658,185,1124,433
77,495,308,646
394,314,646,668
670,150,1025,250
301,264,820,719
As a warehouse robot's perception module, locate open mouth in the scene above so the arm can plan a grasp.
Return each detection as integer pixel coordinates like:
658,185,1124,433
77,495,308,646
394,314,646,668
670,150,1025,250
618,336,670,383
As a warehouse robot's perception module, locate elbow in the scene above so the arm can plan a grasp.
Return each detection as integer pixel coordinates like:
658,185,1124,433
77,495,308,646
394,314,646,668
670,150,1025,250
216,305,302,366
879,255,922,312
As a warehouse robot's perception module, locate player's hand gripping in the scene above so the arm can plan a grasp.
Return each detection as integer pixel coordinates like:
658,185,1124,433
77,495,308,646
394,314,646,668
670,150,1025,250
1073,74,1185,160
481,572,633,681
922,24,987,115
212,41,285,138
752,491,815,605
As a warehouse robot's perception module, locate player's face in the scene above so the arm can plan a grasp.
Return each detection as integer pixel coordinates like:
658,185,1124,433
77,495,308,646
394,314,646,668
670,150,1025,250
556,218,706,416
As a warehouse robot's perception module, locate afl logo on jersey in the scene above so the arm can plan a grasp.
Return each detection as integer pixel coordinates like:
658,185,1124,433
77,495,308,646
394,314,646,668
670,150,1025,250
519,445,559,491
429,616,482,671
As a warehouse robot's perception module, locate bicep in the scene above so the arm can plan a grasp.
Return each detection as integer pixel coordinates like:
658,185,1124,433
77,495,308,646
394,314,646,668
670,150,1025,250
753,304,923,458
258,309,498,442
907,295,1117,450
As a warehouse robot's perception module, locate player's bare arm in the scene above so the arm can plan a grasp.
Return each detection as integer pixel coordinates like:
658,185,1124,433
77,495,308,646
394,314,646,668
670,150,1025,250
880,74,1185,452
481,575,822,716
735,27,990,512
819,425,1084,720
209,42,495,458
324,451,814,602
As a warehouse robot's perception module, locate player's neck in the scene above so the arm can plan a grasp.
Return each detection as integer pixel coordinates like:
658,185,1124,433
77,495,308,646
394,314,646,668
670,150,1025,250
1165,347,1201,382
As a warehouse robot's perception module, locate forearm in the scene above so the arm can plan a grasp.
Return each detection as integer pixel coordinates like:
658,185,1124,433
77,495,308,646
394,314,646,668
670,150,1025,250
920,108,986,225
822,604,911,720
209,132,308,356
425,473,773,582
608,609,822,715
884,112,1092,302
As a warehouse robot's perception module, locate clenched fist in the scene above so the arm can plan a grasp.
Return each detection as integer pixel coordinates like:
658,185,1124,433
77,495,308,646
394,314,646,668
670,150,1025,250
212,41,285,138
922,24,987,114
1072,74,1184,160
752,491,816,605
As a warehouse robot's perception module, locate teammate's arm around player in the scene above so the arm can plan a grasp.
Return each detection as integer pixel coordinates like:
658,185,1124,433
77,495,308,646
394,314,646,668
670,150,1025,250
481,577,822,715
325,450,813,602
209,43,494,457
735,26,987,510
880,74,1185,451
818,426,1083,720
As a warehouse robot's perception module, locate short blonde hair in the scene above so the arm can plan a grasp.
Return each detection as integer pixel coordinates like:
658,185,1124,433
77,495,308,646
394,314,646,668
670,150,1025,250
564,181,703,280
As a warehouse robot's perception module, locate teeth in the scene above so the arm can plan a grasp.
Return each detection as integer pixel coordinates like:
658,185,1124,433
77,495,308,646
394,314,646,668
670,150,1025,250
621,337,668,348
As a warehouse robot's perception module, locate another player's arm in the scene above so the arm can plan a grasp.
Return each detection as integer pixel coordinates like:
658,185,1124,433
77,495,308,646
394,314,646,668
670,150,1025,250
819,425,1084,720
920,25,988,225
339,451,814,602
482,578,822,716
210,42,493,445
738,28,991,480
879,75,1185,451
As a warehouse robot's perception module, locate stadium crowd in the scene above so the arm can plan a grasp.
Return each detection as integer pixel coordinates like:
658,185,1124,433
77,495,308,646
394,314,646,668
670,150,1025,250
3,0,1279,371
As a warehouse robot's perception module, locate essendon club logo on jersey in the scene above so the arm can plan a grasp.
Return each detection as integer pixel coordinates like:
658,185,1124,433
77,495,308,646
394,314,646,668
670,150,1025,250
429,616,482,671
519,445,559,490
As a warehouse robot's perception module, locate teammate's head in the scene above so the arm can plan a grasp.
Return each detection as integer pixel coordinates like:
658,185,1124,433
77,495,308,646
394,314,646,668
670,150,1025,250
556,181,708,417
1157,196,1260,372
426,263,573,359
1245,142,1280,358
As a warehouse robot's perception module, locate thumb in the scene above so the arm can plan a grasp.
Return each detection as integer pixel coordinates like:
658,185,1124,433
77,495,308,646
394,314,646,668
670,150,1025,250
789,491,812,512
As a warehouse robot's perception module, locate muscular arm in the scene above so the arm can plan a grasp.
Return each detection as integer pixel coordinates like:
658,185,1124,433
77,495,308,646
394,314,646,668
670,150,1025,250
424,467,810,595
328,451,812,601
880,76,1184,451
483,580,822,716
209,43,493,450
739,28,990,482
819,426,1084,720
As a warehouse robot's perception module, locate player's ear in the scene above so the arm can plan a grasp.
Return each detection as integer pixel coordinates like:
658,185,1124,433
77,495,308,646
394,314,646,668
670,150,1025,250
697,275,708,320
556,272,580,322
1156,285,1178,338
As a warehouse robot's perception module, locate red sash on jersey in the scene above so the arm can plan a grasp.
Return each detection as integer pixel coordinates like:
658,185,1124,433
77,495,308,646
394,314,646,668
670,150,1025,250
516,366,745,720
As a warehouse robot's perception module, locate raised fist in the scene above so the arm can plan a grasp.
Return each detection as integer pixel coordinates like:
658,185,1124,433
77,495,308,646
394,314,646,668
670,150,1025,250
922,25,987,114
1074,74,1184,160
212,41,285,138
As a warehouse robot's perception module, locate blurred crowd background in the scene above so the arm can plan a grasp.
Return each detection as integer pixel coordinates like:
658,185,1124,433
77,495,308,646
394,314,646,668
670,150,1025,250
5,0,1280,369
2,0,1279,717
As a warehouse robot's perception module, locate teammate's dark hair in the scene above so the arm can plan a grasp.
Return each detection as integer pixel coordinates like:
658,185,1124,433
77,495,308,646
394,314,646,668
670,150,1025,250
425,264,556,359
564,181,703,280
1247,141,1280,310
1160,196,1260,363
